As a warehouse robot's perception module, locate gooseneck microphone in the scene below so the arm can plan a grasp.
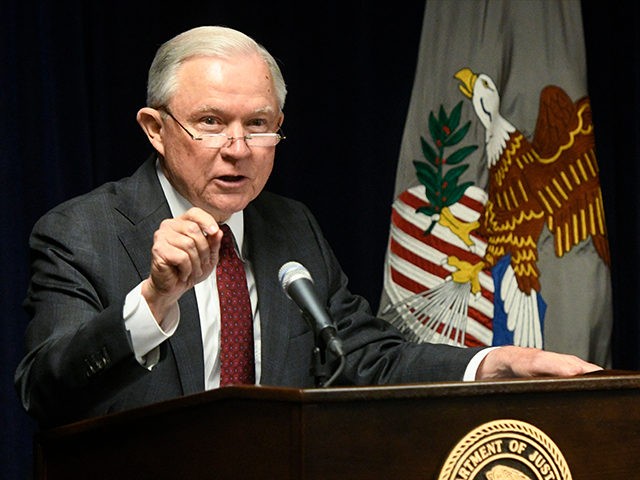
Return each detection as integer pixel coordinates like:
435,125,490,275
278,261,345,358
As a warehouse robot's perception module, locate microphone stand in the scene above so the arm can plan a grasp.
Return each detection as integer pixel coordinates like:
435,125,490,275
305,313,346,387
311,346,333,387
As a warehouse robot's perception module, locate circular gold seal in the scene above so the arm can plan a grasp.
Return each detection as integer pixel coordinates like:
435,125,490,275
438,419,572,480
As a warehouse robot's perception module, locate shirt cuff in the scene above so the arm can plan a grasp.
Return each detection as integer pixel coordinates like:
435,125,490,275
463,347,499,381
123,282,180,369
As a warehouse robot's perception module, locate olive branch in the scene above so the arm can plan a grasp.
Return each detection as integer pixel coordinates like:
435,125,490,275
413,101,478,234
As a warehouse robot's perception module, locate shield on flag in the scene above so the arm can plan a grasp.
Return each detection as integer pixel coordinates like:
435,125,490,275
383,184,494,348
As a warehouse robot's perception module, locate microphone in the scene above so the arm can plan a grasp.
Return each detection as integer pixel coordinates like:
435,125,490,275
278,261,345,358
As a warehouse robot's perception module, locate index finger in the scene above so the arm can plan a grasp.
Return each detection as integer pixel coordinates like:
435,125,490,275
180,207,220,237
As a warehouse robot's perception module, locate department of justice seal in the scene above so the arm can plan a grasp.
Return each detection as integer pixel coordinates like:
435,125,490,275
438,419,572,480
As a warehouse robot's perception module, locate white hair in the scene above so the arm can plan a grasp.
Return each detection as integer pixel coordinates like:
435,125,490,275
146,26,287,110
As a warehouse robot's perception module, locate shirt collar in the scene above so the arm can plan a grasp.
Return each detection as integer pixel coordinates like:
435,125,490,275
156,160,246,259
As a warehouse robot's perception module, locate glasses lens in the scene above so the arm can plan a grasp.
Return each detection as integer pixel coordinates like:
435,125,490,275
246,134,282,147
198,133,284,148
200,134,230,148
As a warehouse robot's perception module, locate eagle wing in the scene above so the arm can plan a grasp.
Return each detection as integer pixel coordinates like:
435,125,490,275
481,133,546,294
529,86,610,265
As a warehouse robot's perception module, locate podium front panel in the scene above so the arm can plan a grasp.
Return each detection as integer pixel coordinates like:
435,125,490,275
35,373,640,479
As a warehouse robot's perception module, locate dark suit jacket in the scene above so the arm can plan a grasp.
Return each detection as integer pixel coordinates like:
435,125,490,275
15,157,480,427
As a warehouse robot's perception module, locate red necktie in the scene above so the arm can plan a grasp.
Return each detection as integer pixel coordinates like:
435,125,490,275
217,224,255,386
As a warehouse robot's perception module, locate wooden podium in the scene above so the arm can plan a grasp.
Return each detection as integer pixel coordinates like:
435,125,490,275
35,372,640,479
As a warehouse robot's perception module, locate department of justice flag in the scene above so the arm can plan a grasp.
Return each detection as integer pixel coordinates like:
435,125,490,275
379,0,612,366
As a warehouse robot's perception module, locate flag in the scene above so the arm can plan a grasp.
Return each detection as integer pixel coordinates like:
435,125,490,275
379,0,612,367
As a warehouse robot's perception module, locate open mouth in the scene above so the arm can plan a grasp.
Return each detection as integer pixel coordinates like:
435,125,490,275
218,175,245,182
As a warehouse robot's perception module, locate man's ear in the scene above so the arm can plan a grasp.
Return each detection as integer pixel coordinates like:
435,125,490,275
136,107,165,156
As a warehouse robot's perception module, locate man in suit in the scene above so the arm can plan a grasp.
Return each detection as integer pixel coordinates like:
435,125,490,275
15,26,601,428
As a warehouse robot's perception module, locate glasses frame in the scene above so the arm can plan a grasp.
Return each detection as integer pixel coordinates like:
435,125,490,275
160,108,285,148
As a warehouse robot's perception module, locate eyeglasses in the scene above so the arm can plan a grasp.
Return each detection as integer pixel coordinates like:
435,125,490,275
161,108,285,148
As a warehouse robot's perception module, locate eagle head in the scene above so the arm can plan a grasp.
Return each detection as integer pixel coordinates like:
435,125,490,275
454,67,515,166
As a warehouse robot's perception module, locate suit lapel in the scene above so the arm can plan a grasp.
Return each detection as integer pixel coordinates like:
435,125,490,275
115,157,204,394
244,200,298,385
169,293,204,394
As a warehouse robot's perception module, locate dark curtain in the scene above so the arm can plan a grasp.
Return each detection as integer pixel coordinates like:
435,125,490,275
583,1,640,371
2,1,637,478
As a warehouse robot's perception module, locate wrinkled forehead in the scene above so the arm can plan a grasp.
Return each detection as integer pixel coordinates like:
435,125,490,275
182,55,275,94
169,55,282,127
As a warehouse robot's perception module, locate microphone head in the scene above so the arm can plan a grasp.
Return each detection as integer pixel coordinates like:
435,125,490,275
278,261,313,292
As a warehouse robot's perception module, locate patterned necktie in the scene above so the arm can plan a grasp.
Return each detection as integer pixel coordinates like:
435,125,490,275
217,224,255,386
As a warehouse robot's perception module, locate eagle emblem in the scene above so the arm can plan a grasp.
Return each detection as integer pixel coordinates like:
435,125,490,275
383,68,609,349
